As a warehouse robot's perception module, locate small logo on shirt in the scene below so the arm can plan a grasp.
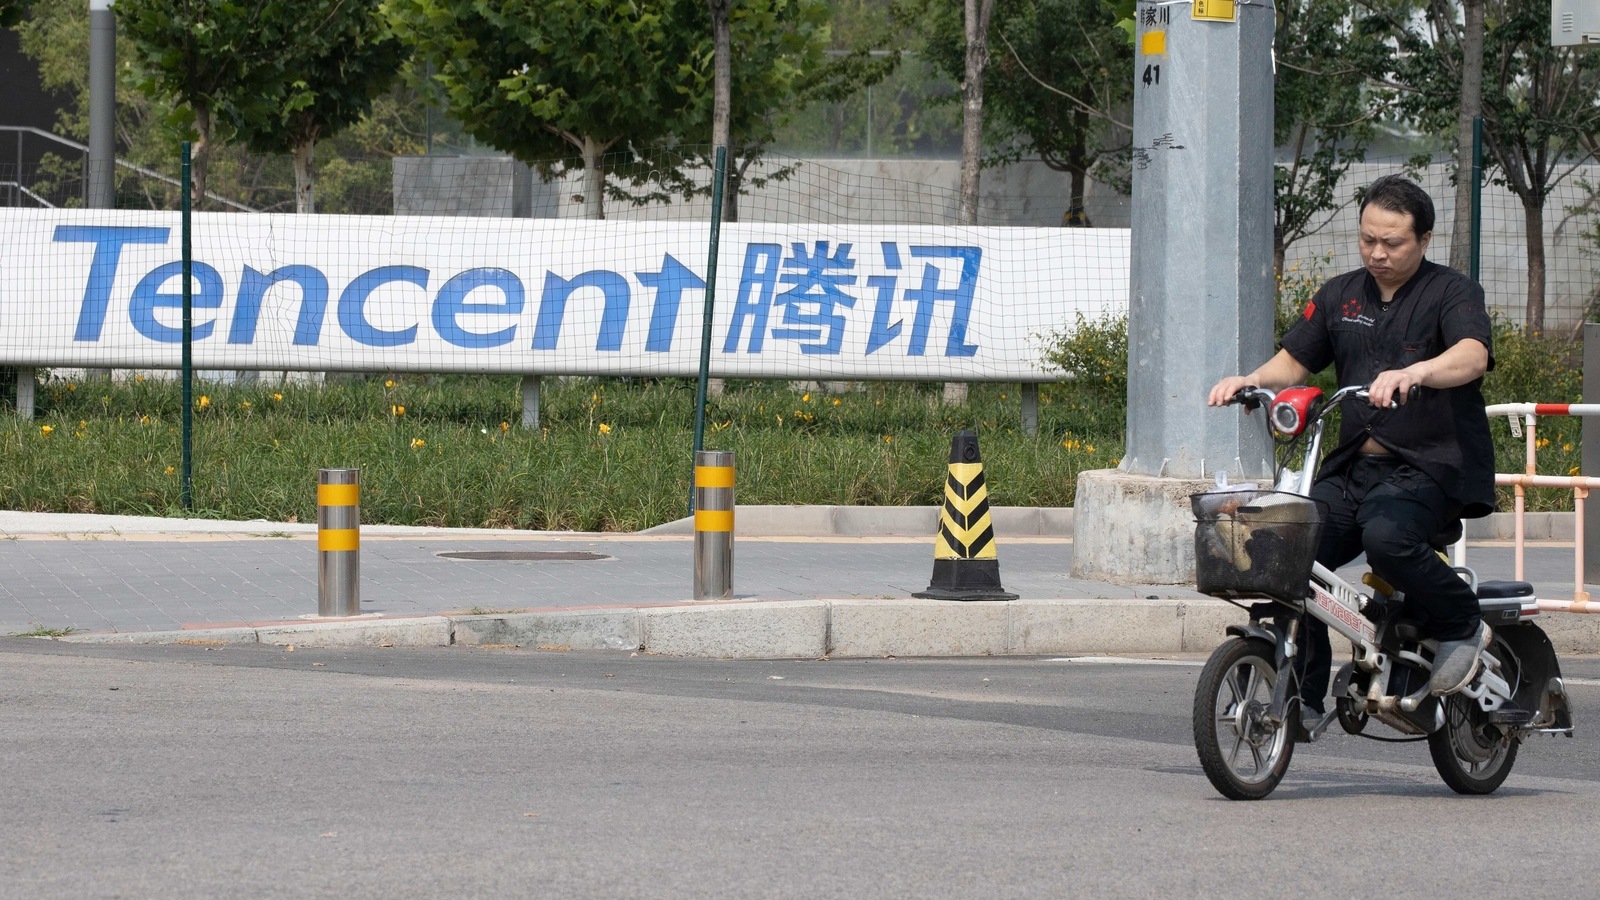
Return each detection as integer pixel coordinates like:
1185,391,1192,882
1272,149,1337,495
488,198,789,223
1303,301,1316,320
1339,297,1374,326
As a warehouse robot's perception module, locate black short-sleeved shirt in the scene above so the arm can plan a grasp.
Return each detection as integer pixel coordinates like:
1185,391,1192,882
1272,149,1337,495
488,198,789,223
1279,259,1497,518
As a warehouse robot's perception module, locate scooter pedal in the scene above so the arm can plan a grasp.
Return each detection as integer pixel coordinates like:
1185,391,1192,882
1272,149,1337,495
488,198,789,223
1487,708,1534,726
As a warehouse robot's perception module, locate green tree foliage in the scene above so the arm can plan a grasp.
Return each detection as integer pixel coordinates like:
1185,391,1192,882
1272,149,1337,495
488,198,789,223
114,0,294,206
915,0,1131,225
1379,0,1600,332
1272,0,1387,275
383,0,694,220
386,0,837,221
654,0,846,222
225,2,408,213
1,0,33,28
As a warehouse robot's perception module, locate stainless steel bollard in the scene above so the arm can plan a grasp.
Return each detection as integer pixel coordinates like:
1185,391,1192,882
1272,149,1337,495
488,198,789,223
693,450,734,601
317,468,361,616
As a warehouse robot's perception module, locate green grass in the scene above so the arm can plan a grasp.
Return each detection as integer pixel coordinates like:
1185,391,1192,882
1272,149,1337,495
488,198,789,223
3,364,1580,529
0,374,1124,531
14,625,79,638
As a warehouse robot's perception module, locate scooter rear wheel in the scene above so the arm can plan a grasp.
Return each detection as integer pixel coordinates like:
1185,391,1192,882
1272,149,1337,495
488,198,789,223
1428,644,1520,795
1194,637,1296,800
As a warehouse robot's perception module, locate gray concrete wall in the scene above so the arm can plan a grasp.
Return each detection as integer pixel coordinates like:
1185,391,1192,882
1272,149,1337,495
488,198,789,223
391,155,1131,228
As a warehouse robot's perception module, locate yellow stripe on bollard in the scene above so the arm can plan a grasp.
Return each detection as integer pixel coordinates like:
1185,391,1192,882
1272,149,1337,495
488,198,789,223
318,527,360,552
317,483,360,507
695,465,736,489
695,509,734,533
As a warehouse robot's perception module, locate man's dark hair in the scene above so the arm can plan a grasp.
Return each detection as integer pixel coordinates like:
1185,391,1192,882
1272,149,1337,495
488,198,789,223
1360,175,1435,238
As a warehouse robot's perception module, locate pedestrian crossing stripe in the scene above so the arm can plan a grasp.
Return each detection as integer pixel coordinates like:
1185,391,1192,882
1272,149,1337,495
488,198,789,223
936,461,996,560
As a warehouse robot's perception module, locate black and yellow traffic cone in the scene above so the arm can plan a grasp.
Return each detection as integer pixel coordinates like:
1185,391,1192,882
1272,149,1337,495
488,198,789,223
914,430,1018,601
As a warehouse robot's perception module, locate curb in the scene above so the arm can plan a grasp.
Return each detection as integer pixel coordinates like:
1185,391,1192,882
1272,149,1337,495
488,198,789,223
55,597,1600,659
640,506,1551,539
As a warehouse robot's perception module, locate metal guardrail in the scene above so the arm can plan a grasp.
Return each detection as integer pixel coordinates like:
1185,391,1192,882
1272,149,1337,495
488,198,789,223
0,181,53,208
1483,402,1600,612
1,126,257,212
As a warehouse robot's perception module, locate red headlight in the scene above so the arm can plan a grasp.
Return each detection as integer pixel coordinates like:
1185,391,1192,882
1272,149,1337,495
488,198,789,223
1269,386,1323,436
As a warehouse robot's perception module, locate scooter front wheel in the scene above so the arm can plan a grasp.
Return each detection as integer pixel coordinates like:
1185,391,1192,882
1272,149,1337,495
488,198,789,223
1193,637,1296,800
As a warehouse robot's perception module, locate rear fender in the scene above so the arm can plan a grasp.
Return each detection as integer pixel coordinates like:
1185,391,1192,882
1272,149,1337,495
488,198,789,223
1497,622,1573,731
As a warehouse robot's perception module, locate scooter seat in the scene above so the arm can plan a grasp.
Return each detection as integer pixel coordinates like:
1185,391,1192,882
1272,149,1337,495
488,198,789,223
1477,580,1534,600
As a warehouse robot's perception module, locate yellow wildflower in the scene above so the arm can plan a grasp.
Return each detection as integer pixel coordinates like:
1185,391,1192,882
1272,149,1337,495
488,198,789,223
240,401,251,410
272,393,283,402
384,379,396,388
883,435,893,443
410,438,425,449
197,395,210,409
164,465,175,475
391,405,405,417
802,393,811,403
598,423,611,435
1563,443,1573,452
66,383,75,391
139,415,150,425
499,421,510,432
832,398,841,407
39,425,53,436
1571,466,1582,476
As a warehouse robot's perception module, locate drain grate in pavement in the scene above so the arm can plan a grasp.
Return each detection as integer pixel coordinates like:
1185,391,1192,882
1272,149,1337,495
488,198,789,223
437,550,612,562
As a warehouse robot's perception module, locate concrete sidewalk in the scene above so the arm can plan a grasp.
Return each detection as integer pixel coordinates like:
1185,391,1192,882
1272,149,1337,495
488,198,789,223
5,506,1598,658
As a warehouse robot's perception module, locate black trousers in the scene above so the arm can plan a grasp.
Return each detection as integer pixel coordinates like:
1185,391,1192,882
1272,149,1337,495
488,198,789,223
1295,455,1482,712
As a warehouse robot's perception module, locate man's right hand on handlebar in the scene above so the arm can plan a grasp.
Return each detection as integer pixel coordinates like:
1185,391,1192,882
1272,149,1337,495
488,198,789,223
1207,376,1257,408
1208,349,1315,408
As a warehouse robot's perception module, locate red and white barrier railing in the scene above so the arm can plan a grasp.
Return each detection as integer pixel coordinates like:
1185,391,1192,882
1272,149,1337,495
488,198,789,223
1483,403,1600,612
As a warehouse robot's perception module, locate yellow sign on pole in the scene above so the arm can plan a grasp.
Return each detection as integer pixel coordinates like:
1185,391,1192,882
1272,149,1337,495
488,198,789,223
1193,0,1237,21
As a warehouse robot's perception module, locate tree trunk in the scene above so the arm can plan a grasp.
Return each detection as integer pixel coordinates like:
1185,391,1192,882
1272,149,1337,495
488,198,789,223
723,157,747,224
709,0,731,152
1448,0,1484,274
582,134,605,220
1065,165,1089,226
293,138,316,215
191,104,213,209
958,0,995,225
1524,197,1546,332
709,0,733,222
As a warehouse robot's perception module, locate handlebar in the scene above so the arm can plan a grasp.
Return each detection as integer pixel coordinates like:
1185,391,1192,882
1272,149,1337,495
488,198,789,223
1227,383,1419,414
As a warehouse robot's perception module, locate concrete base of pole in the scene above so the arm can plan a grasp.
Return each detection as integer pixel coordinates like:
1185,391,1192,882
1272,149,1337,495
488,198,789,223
521,375,540,429
15,368,33,420
1020,384,1039,436
1069,468,1213,584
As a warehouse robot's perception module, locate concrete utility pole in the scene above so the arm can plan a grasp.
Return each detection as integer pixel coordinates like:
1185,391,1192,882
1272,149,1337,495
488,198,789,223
1071,0,1276,583
88,0,115,208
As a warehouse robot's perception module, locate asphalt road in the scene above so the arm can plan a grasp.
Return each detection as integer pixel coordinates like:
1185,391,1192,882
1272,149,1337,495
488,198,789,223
4,639,1599,899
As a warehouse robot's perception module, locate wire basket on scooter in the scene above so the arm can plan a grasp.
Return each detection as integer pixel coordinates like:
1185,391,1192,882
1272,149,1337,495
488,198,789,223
1191,490,1325,605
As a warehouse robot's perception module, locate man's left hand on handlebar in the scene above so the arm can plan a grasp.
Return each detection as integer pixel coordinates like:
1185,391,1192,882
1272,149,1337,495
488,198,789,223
1368,367,1425,408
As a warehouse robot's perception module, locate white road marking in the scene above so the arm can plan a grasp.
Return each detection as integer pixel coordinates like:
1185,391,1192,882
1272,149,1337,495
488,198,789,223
1046,656,1205,667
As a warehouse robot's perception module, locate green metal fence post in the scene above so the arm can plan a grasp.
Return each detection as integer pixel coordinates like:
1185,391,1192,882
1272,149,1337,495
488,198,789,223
690,146,728,515
180,141,193,511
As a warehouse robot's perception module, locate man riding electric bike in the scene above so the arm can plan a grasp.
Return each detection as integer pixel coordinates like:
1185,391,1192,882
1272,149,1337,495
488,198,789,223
1207,175,1495,721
